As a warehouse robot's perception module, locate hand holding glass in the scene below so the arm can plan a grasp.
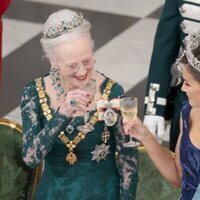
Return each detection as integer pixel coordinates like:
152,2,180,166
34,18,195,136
120,97,140,147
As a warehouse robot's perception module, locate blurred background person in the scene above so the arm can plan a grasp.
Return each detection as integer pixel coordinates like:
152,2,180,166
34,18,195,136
0,0,11,85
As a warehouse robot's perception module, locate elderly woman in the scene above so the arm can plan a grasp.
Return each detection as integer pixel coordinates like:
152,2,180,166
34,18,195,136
123,32,200,200
21,9,138,199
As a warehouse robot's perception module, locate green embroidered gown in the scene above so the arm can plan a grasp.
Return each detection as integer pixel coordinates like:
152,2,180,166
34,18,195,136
21,75,138,200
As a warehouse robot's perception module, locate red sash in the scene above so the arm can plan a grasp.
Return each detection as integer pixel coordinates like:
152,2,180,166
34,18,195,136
0,0,11,87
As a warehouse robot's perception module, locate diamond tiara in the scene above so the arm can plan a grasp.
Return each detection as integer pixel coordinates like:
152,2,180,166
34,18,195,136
185,32,200,72
43,12,83,39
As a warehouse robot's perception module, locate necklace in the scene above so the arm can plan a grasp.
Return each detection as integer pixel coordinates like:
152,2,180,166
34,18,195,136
35,77,115,165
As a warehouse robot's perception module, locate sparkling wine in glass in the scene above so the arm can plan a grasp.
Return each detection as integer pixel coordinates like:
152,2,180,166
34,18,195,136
77,78,96,133
120,97,140,147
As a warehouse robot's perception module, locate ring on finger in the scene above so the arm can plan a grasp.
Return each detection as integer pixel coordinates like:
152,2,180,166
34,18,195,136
128,127,132,132
69,99,77,106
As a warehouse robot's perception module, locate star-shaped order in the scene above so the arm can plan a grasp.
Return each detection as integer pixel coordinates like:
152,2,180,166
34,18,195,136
91,143,110,162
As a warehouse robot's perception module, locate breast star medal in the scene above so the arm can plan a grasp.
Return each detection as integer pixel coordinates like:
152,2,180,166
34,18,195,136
91,143,110,162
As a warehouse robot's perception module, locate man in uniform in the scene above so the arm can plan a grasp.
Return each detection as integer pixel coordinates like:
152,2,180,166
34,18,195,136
144,0,200,151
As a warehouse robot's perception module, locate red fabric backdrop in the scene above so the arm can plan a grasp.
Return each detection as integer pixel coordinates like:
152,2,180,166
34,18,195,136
0,0,11,83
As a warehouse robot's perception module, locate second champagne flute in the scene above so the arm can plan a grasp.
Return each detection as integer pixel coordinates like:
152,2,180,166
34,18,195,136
120,97,140,147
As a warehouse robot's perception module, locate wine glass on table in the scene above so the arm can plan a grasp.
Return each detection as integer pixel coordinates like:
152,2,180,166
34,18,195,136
120,97,140,147
77,78,96,133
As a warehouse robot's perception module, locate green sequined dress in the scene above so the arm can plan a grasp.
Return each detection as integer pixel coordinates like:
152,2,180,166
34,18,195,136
21,75,138,200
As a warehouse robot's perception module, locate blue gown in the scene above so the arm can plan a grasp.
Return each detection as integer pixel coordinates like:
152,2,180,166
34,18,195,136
20,75,138,200
180,100,200,200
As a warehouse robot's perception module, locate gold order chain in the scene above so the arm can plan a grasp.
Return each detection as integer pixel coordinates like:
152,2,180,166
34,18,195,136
35,77,115,165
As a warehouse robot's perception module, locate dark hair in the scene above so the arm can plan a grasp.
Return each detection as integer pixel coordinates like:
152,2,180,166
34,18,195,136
180,46,200,82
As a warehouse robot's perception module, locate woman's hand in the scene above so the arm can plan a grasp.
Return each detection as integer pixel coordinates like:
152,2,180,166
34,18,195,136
123,117,151,143
59,89,91,117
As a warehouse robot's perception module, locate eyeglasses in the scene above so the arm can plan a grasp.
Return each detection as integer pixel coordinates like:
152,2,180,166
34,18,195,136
62,56,95,73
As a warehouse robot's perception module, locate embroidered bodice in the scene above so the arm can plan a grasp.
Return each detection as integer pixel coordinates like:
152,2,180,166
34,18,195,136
180,100,200,200
21,75,138,200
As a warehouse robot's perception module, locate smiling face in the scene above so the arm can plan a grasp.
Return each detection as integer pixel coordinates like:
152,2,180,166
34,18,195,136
51,34,95,89
181,64,200,107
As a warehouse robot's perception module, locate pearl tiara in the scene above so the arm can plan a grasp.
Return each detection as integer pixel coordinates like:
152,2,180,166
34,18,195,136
43,12,83,39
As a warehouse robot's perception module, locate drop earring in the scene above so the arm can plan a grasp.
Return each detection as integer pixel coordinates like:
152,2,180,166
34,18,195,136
49,66,65,100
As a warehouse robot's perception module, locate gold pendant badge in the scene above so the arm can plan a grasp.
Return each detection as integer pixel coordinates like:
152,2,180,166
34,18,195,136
66,152,77,165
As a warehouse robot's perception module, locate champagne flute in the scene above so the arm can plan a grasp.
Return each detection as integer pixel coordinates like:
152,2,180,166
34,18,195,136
77,78,96,133
120,97,140,147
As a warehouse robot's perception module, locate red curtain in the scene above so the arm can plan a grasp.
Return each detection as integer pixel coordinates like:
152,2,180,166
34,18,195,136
0,0,11,83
